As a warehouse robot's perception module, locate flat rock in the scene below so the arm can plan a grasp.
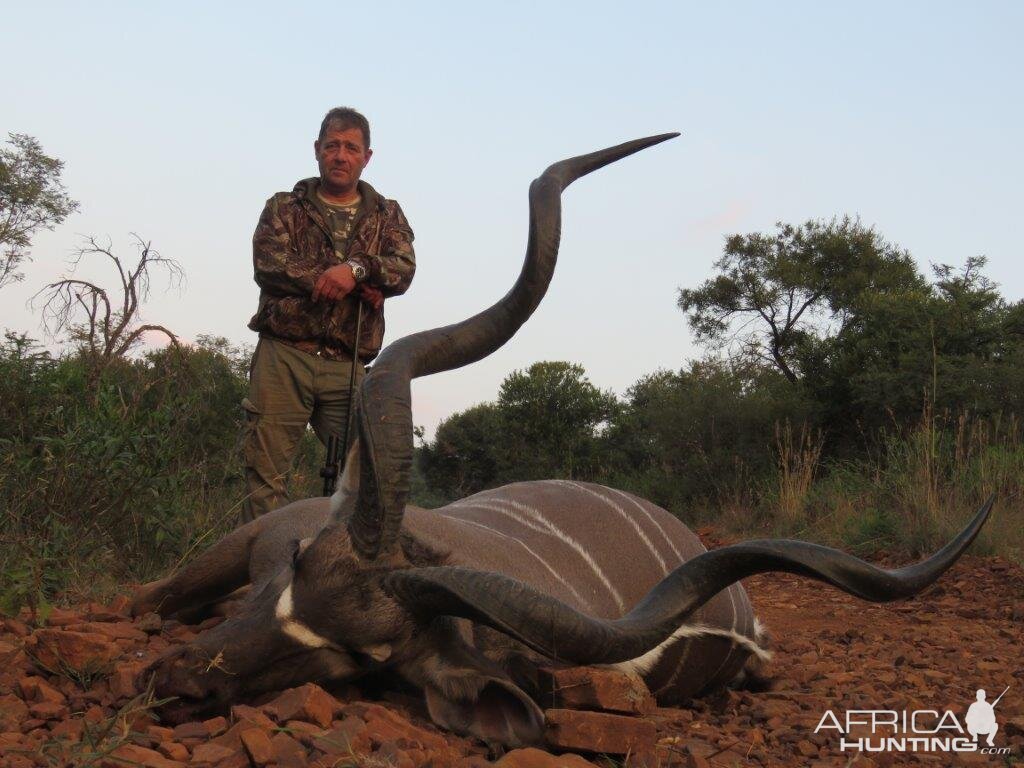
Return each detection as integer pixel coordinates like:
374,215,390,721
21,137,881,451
108,662,146,699
229,703,276,729
190,741,239,765
313,716,368,755
44,607,85,627
17,676,65,704
495,747,598,767
348,702,448,751
157,741,190,762
135,612,163,633
269,731,307,768
28,700,67,720
539,666,656,715
77,621,148,643
2,619,30,638
261,682,339,728
202,715,229,737
25,628,120,671
171,721,208,741
0,641,19,663
240,726,274,766
544,708,657,756
102,743,186,768
51,716,85,742
0,694,29,731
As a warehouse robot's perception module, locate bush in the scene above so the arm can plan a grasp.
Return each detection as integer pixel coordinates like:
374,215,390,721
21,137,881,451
754,409,1023,562
416,362,617,501
0,335,266,610
599,358,818,520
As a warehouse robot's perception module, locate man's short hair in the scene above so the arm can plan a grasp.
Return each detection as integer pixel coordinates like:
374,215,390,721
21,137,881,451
318,107,371,149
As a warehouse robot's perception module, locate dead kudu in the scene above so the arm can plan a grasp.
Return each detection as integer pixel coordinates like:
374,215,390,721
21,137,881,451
134,135,994,747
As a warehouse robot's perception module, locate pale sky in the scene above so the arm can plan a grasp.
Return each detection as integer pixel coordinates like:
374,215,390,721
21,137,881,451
3,1,1022,438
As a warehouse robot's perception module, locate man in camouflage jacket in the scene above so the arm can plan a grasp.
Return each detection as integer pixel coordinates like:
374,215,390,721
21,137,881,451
242,107,415,522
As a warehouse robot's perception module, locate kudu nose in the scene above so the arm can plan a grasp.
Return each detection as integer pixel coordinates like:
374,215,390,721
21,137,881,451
142,643,236,723
158,656,213,701
136,644,186,691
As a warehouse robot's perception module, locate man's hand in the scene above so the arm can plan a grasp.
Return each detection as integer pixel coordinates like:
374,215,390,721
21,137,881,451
312,264,357,302
358,284,384,311
311,264,385,310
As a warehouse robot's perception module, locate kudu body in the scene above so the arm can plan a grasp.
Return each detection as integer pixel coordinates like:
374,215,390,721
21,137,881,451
137,135,993,748
136,481,760,727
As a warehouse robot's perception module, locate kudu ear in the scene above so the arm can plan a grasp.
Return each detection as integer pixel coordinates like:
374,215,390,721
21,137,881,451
425,676,544,749
399,618,546,747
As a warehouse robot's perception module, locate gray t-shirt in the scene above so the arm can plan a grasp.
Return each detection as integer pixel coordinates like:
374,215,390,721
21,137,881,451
315,188,361,261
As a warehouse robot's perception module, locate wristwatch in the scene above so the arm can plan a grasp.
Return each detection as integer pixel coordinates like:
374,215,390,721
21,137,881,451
348,261,367,283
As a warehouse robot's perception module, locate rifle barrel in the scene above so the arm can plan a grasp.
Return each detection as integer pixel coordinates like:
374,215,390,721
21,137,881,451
992,685,1010,708
322,298,364,496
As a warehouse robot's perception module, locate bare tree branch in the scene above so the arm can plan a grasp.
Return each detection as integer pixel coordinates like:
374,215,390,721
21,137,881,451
112,324,180,359
30,234,183,385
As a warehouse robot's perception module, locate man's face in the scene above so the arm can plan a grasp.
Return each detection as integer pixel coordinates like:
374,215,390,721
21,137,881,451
314,126,372,198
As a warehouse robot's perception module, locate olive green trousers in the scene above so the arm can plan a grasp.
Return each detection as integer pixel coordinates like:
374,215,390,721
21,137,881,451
241,337,363,523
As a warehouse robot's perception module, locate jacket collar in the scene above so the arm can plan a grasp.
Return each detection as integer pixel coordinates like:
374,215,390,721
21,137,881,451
293,177,384,211
294,178,384,242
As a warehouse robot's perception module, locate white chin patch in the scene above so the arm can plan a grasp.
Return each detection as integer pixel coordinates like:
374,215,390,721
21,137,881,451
275,583,333,649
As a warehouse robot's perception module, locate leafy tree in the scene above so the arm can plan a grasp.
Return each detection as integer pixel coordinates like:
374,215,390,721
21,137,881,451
417,403,504,500
812,257,1024,432
678,217,925,383
680,215,1024,441
931,257,1006,356
0,134,78,289
497,361,618,481
417,362,618,499
602,358,816,513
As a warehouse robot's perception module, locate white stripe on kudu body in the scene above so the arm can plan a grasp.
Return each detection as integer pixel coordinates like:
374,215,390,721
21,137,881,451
448,495,628,612
603,485,686,563
551,480,670,574
447,515,595,611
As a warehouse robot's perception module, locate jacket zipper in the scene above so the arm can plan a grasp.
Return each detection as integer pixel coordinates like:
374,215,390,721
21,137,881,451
300,191,383,358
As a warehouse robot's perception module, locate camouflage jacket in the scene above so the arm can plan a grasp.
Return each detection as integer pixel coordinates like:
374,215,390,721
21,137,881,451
247,178,415,362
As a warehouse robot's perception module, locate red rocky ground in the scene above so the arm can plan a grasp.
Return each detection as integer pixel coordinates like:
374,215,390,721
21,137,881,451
0,535,1020,768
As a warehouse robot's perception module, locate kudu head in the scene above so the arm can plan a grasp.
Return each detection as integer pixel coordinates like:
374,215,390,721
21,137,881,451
148,133,994,746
